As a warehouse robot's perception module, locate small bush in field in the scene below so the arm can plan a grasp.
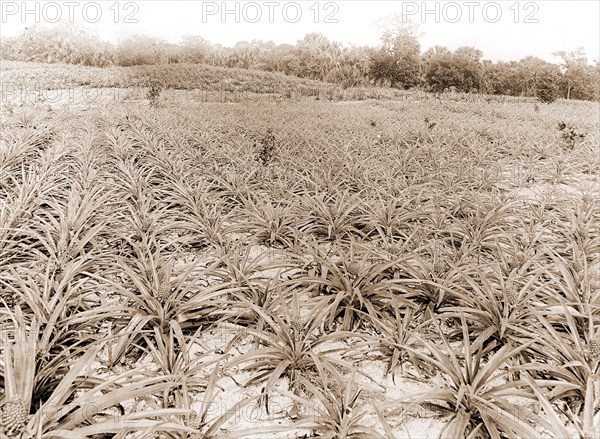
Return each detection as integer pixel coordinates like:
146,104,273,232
536,77,559,103
558,121,586,149
146,80,162,107
255,128,277,166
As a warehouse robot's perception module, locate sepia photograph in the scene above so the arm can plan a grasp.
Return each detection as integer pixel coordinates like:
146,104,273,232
0,1,599,438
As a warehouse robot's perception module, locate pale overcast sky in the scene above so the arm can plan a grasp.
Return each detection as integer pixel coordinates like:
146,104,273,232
1,1,598,63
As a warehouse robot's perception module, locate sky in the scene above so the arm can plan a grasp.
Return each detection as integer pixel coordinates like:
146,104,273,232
0,1,598,63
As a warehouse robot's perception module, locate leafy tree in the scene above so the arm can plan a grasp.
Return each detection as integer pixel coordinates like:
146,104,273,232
481,60,522,95
3,24,113,66
517,56,561,101
422,46,482,93
370,16,421,89
180,35,212,64
225,40,276,70
453,47,483,92
289,33,342,80
116,35,174,66
553,48,598,100
324,45,372,87
422,49,454,92
342,45,372,78
421,45,452,64
259,43,295,74
535,71,560,103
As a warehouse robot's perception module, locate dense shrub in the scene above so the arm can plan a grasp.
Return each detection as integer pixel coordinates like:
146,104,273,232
2,24,598,101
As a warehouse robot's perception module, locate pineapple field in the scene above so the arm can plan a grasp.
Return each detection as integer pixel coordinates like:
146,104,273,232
0,61,599,439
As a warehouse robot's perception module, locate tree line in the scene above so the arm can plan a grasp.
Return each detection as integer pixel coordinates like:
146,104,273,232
1,23,598,102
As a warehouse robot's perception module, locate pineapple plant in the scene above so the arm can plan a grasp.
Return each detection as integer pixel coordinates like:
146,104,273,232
289,316,306,337
255,128,277,166
0,398,28,436
1,61,598,438
431,257,448,279
511,248,526,269
504,271,520,307
185,411,203,430
431,243,449,279
505,285,519,307
589,336,600,360
344,261,361,280
154,284,172,304
1,307,35,438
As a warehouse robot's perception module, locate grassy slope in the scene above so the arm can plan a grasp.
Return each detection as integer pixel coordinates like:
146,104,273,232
0,60,406,101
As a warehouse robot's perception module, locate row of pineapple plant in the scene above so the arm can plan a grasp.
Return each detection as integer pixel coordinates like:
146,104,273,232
0,92,598,438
